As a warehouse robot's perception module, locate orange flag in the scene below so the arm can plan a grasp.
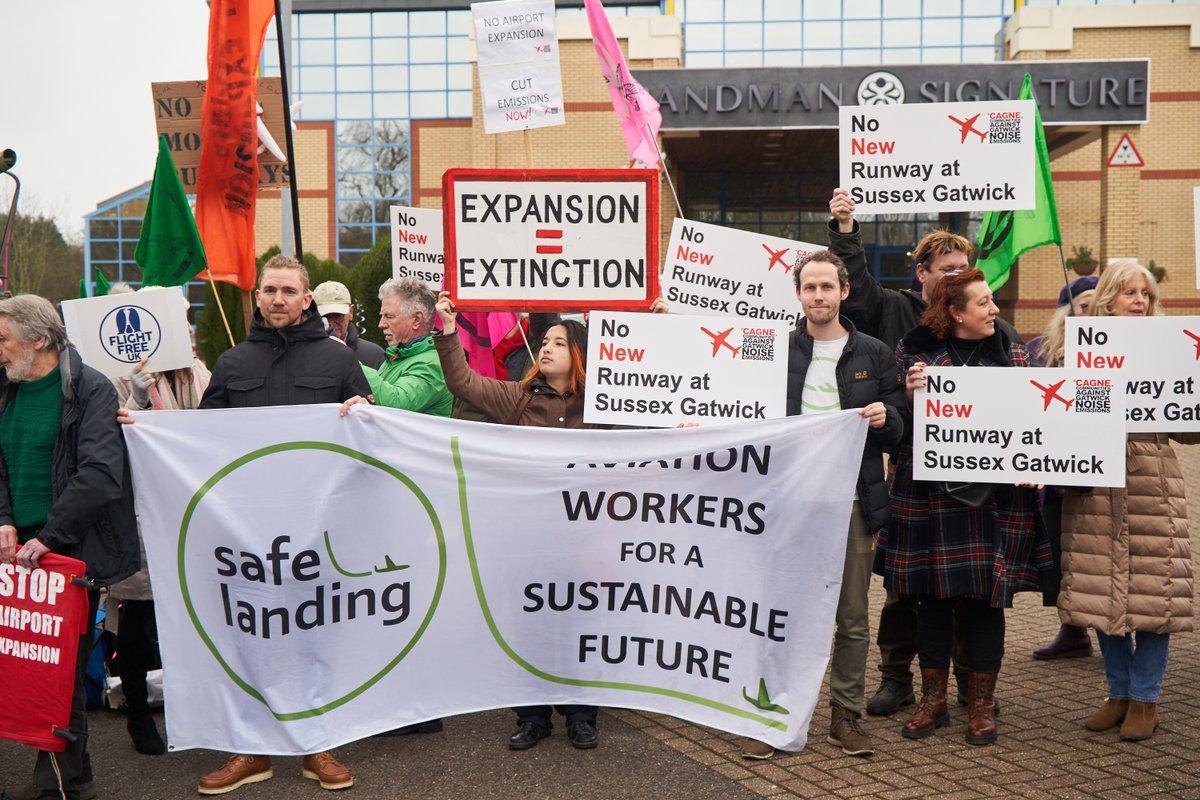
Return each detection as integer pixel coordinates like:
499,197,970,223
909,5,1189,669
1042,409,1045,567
195,0,276,291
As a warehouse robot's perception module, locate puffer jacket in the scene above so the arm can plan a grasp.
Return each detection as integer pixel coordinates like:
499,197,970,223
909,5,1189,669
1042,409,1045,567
1058,433,1199,635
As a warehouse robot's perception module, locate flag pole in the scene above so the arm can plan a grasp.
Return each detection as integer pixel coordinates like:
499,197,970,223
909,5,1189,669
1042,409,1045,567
648,123,683,217
1057,244,1076,317
273,0,303,259
206,275,238,349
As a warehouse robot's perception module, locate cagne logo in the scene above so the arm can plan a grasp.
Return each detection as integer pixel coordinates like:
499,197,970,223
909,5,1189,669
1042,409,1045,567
178,442,446,720
100,305,161,363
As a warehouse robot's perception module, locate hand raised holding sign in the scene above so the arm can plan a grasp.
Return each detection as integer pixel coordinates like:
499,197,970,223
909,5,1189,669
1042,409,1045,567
905,362,927,404
436,291,458,335
830,188,856,234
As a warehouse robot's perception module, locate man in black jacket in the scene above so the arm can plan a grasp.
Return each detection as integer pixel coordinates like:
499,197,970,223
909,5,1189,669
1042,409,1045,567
826,188,1015,717
0,294,139,800
196,256,369,794
742,251,904,761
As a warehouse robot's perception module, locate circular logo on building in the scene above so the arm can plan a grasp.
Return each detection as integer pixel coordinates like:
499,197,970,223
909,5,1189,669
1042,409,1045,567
857,72,906,105
178,442,446,720
100,304,162,363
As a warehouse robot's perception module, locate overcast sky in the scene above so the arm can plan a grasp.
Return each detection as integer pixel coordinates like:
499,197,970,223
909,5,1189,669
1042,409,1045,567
3,2,211,238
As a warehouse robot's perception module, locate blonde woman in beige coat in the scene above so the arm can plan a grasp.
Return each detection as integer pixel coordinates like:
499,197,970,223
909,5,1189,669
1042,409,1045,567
1056,262,1197,742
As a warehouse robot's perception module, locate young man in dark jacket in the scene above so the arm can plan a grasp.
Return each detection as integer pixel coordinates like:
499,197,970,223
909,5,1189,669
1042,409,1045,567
0,294,139,800
742,250,904,760
196,256,369,794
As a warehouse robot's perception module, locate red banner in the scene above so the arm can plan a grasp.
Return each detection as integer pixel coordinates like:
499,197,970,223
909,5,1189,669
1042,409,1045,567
195,0,276,292
0,554,90,751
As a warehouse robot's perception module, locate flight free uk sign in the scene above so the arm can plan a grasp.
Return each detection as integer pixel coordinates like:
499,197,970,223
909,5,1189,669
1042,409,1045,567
838,100,1035,215
584,311,788,428
1065,316,1200,432
60,288,195,381
660,219,818,330
913,367,1126,488
443,169,659,312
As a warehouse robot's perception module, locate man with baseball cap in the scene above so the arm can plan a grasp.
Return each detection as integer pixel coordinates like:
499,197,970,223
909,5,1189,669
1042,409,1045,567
313,281,385,369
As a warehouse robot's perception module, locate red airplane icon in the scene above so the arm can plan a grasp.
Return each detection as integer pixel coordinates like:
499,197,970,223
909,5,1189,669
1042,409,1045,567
948,113,988,143
1030,379,1074,411
1184,329,1200,359
701,326,741,358
762,244,790,271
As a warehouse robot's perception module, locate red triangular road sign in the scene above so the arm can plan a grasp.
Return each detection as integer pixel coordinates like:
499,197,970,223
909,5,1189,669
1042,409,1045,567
1107,134,1144,167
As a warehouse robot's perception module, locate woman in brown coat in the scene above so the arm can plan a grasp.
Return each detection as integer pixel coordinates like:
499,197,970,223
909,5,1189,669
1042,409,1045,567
1057,262,1198,742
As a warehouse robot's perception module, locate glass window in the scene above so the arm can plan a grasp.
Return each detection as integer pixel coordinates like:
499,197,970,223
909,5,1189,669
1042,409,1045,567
802,0,839,20
301,93,334,120
764,0,802,19
725,23,763,50
845,0,882,18
804,50,842,66
336,38,372,65
922,18,961,46
685,0,724,23
684,52,725,67
337,66,371,92
449,91,472,118
882,19,921,47
301,66,334,93
373,38,407,64
375,174,410,204
843,49,883,65
410,93,447,119
338,13,370,37
963,45,997,62
338,223,374,247
338,120,372,145
962,16,1002,45
447,9,471,33
447,37,472,63
91,241,119,261
337,92,372,117
374,147,408,173
763,50,803,66
373,11,407,36
763,21,801,50
882,47,922,63
922,47,964,64
300,39,334,65
411,65,447,91
409,11,446,36
375,120,409,146
447,63,472,90
804,21,841,50
882,0,920,16
844,21,881,48
375,92,409,118
337,146,373,172
726,2,761,22
925,0,963,16
300,14,333,37
685,22,724,51
374,65,409,91
726,51,765,67
963,0,1002,13
410,37,447,64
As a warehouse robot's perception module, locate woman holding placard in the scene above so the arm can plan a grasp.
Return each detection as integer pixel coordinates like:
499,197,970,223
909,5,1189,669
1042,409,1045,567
432,291,602,751
879,268,1054,747
1055,261,1197,742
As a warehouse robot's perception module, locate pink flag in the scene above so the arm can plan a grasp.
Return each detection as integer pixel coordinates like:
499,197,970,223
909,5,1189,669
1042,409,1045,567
585,0,663,166
450,311,520,379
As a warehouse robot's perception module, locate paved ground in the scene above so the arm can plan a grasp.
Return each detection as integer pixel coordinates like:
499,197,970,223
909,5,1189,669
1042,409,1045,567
3,448,1198,799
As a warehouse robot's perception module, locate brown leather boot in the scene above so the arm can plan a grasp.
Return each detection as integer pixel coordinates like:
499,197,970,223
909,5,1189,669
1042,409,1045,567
1084,698,1129,732
965,672,999,745
901,667,949,739
1119,701,1158,741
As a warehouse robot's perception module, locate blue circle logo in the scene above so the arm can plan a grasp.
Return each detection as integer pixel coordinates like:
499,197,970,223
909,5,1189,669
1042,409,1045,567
100,305,162,363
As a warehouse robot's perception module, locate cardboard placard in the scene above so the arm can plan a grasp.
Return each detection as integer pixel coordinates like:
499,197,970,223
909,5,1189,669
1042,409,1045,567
61,287,195,381
390,205,445,291
913,367,1126,488
660,218,819,330
839,100,1035,215
472,0,565,134
151,78,289,191
584,311,788,427
1064,316,1200,432
443,169,659,312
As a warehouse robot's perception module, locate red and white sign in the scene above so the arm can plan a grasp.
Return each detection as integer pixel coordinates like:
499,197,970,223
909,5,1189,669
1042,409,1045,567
0,554,91,752
913,367,1126,487
390,205,444,292
444,169,659,312
1106,134,1144,167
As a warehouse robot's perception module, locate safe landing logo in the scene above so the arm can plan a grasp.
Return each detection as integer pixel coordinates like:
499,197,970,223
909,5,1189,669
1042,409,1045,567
700,327,775,362
178,443,446,720
948,111,1022,145
1031,378,1111,413
100,305,160,363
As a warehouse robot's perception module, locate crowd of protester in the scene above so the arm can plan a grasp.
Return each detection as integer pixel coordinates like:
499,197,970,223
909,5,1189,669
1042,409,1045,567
0,188,1192,796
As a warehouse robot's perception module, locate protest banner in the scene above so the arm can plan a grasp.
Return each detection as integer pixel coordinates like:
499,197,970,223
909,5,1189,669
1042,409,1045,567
123,405,868,755
152,78,289,191
390,205,444,291
60,287,194,381
443,168,659,312
660,218,818,329
1065,316,1200,432
913,367,1126,487
0,554,91,752
839,100,1035,215
585,311,787,427
472,0,565,134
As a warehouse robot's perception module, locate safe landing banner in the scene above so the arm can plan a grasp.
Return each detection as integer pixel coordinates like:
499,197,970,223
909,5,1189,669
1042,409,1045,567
839,100,1035,215
123,406,867,755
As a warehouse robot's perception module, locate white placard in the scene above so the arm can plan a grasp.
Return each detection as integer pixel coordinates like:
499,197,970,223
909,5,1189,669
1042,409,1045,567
660,218,818,330
472,0,565,134
913,367,1126,487
444,170,658,312
390,205,444,291
61,287,194,380
839,100,1035,215
585,311,788,427
125,405,869,755
1065,316,1200,432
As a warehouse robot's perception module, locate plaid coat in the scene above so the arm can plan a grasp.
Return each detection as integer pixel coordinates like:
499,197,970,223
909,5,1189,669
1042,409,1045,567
876,325,1055,608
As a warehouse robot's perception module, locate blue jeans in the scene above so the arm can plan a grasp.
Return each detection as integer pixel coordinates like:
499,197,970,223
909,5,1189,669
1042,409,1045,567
1095,631,1170,703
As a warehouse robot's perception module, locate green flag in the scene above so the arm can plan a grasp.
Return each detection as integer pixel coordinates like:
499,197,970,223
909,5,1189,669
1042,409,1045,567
975,73,1061,291
135,134,207,287
78,269,110,298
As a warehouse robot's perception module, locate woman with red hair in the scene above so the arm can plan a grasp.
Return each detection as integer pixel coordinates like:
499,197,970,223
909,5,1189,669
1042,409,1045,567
878,268,1054,746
